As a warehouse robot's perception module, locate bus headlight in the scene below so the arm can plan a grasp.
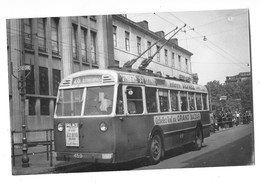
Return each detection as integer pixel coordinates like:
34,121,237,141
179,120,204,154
100,122,108,132
58,123,64,132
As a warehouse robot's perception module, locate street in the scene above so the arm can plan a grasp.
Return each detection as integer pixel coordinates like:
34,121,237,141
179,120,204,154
58,123,254,173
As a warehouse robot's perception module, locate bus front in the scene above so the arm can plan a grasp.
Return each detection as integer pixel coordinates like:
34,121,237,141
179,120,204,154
54,71,118,163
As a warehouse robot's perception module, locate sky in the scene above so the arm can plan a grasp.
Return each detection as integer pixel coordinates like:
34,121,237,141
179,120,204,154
127,9,251,85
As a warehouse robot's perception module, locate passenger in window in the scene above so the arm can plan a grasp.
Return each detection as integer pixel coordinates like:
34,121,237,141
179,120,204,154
116,99,124,114
127,101,136,114
116,85,124,114
181,97,187,111
147,100,157,112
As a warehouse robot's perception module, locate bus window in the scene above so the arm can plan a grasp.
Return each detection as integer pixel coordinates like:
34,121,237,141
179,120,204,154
180,92,188,111
56,88,84,116
202,94,208,110
84,86,114,115
170,90,179,111
158,89,169,112
116,85,124,114
145,87,158,113
196,93,202,110
126,86,143,114
188,92,195,111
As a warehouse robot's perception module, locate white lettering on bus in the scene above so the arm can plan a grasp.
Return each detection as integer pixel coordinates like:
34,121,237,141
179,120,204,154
154,113,201,125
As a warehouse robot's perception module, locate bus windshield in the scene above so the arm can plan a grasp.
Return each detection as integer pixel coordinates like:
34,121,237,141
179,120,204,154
56,86,114,117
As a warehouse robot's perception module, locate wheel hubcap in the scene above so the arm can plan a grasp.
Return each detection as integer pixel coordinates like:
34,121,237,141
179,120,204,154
151,137,160,159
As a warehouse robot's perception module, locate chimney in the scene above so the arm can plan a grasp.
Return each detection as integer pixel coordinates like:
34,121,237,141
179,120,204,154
170,38,178,45
137,20,149,29
155,31,165,38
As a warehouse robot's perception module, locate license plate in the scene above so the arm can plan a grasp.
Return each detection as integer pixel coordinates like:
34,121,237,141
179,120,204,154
65,123,79,147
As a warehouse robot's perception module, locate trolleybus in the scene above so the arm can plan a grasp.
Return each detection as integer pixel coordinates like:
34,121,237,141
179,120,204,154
54,69,210,164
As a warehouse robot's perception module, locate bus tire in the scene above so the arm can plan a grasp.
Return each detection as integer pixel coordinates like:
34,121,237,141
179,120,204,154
193,127,203,151
149,134,162,164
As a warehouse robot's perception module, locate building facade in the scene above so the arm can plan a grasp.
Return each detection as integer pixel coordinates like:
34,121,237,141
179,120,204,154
7,14,196,142
225,72,251,83
7,16,114,141
112,15,194,82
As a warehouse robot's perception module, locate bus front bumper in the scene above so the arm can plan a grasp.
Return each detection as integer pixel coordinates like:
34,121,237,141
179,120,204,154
56,152,114,163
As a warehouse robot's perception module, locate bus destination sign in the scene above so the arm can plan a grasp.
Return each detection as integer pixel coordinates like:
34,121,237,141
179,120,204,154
72,75,102,85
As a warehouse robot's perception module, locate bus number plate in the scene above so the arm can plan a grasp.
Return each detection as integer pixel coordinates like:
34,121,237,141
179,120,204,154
74,153,83,159
65,123,79,147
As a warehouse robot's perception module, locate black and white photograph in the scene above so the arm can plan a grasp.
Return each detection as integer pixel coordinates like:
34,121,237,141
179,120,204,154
1,0,259,183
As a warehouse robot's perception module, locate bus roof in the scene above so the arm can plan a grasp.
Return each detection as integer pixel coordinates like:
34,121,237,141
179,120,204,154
59,69,208,93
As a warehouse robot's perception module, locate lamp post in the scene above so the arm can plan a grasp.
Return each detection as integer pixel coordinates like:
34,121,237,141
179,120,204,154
12,65,31,167
20,73,30,167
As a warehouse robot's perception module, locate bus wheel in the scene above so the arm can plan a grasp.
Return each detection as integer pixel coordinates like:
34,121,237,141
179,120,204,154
149,134,162,164
193,127,202,151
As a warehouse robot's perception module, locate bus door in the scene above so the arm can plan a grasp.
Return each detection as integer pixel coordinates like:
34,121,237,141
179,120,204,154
115,85,148,156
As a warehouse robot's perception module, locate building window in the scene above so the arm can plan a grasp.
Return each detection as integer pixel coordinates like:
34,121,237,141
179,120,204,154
145,87,158,113
53,69,61,96
37,18,47,52
147,41,151,57
40,98,50,115
164,49,168,65
81,28,88,62
23,19,33,49
72,24,78,59
27,97,36,116
125,31,130,51
51,18,59,55
185,58,188,72
158,89,169,112
90,31,97,65
25,65,35,94
178,55,181,70
171,53,175,68
39,67,49,95
113,25,117,47
137,36,141,55
156,45,160,62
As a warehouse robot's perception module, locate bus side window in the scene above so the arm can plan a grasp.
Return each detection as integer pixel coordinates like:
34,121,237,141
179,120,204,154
116,85,124,114
126,86,143,114
170,90,179,111
202,94,208,110
188,92,195,111
196,93,202,110
145,87,158,113
158,89,169,112
180,92,188,111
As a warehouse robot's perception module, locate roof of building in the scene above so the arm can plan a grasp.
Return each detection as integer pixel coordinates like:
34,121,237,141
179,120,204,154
112,15,193,57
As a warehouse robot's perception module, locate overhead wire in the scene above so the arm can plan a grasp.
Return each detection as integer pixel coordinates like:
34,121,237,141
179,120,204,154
167,12,249,70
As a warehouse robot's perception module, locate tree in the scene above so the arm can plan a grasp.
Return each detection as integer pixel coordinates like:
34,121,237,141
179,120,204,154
206,78,253,115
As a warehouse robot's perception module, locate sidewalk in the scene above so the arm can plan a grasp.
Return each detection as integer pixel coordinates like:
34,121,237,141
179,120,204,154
12,150,86,175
